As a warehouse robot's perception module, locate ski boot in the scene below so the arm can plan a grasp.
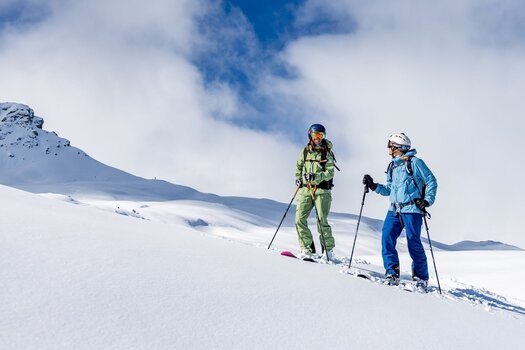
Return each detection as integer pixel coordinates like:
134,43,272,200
413,276,428,293
320,250,340,264
384,274,400,286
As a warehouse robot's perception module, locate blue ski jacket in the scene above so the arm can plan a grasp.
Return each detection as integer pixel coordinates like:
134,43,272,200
375,149,437,214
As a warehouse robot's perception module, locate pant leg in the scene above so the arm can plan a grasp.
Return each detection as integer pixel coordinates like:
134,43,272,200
382,211,404,276
314,191,335,251
295,188,315,251
402,213,429,280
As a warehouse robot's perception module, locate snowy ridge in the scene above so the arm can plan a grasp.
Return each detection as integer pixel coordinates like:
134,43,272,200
0,102,385,228
1,102,85,163
0,102,126,186
0,103,205,200
429,239,524,251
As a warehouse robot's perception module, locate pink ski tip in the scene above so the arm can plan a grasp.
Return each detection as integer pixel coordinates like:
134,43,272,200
280,251,297,258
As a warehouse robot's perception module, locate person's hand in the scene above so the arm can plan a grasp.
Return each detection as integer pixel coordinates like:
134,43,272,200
415,198,429,211
304,173,316,182
363,174,377,191
295,178,303,187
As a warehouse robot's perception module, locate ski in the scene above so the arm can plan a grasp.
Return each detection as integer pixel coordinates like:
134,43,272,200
350,270,372,280
347,269,431,294
383,279,429,294
280,252,433,294
280,250,346,264
280,250,316,263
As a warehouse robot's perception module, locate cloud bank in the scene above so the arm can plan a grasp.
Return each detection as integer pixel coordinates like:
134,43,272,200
0,0,299,202
1,0,525,248
269,0,525,246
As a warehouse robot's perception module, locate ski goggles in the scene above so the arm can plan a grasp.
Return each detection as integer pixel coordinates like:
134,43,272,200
387,141,409,151
311,131,325,140
387,140,397,148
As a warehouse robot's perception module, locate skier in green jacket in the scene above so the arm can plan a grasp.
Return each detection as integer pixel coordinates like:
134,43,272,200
295,124,336,261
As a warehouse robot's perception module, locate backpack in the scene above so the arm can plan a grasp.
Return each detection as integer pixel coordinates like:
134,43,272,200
386,156,413,180
387,156,428,204
302,139,339,189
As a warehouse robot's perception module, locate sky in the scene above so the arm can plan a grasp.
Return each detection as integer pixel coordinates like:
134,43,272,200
1,0,525,248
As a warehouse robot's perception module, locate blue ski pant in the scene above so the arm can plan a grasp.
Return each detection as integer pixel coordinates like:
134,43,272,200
382,211,429,280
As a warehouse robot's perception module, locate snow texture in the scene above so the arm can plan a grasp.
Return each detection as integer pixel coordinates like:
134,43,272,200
1,103,524,348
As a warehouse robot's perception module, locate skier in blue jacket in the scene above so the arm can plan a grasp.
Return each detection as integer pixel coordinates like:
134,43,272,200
363,133,437,288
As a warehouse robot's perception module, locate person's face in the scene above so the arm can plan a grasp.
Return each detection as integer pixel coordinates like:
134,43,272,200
311,131,324,145
389,147,404,157
388,141,403,157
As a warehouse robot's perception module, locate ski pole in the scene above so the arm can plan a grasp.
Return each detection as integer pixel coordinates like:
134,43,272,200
267,185,301,250
409,177,442,294
348,185,369,269
309,183,330,262
423,214,442,294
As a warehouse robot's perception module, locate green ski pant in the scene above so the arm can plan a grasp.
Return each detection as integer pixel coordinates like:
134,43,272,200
295,188,335,252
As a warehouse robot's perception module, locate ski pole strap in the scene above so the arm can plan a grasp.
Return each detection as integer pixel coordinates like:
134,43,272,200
308,183,317,199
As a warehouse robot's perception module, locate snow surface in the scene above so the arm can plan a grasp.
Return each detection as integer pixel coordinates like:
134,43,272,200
1,102,524,348
1,185,524,349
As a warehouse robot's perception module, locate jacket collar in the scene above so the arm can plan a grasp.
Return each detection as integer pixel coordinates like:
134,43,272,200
393,149,417,164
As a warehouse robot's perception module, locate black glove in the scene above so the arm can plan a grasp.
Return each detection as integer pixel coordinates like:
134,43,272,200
295,178,303,187
362,174,377,191
304,173,316,182
415,198,429,211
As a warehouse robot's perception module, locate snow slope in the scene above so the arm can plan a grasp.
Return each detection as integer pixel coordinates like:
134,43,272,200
1,185,523,349
1,102,524,348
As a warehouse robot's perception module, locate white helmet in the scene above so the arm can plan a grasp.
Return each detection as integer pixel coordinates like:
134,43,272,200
388,133,411,151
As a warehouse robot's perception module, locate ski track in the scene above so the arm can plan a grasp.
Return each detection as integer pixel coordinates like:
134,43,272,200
42,194,525,319
276,251,525,319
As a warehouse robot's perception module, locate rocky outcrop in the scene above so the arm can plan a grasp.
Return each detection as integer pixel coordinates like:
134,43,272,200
0,103,44,129
0,102,74,157
0,102,209,202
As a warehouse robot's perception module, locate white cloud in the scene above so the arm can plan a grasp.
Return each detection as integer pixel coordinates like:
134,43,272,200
268,0,525,247
1,0,525,249
0,0,299,203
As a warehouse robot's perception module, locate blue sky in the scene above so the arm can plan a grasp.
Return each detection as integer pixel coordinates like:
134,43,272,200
193,0,307,134
223,0,354,47
226,0,303,48
192,0,356,139
0,1,48,30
